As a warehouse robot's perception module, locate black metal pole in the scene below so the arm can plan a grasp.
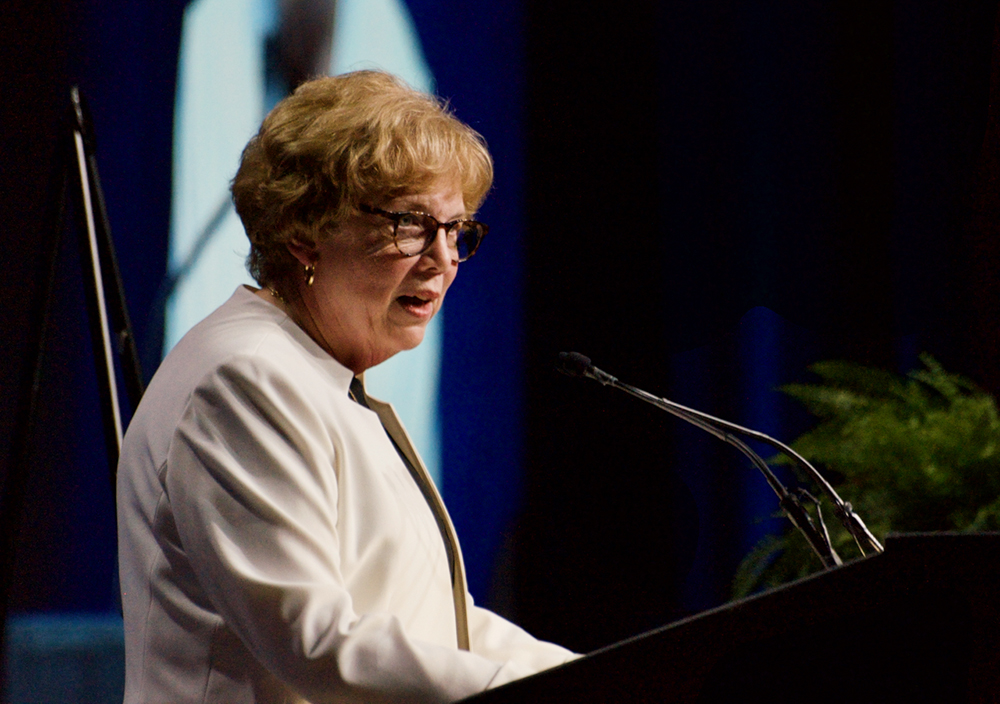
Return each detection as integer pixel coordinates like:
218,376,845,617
69,87,146,500
72,88,145,412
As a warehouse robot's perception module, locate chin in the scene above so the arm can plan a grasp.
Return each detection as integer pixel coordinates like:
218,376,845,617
400,331,426,351
387,327,427,355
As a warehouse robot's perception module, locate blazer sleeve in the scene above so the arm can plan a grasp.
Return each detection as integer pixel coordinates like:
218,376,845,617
467,600,580,678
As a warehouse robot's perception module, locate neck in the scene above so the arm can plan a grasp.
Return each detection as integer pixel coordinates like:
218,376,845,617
258,284,370,375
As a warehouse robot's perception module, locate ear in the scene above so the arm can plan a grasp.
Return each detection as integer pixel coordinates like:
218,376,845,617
286,238,317,267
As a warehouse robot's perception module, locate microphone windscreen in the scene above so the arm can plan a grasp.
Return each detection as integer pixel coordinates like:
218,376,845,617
556,351,593,377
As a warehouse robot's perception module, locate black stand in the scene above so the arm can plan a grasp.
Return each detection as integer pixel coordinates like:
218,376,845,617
462,533,1000,703
68,86,145,482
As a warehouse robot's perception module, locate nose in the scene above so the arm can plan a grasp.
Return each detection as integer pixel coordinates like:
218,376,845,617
422,225,457,268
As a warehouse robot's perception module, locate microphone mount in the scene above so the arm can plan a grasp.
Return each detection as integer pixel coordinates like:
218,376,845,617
557,352,883,567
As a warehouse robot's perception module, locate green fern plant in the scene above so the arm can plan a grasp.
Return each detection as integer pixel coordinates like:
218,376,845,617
733,354,1000,598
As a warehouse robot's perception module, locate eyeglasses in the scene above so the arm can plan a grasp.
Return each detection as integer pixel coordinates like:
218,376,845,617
360,204,488,262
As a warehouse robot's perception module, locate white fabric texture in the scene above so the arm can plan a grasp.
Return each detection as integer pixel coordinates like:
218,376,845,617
117,287,574,703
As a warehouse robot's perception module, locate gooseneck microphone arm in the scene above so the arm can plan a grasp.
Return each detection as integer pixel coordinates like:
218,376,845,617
558,352,884,566
556,352,841,569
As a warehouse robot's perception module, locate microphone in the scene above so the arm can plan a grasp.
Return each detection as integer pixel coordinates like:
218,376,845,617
556,351,617,385
557,352,884,566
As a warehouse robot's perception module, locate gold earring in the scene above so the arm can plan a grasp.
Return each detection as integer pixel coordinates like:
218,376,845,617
304,264,315,287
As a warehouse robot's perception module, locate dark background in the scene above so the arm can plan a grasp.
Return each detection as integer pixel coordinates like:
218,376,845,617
2,0,998,662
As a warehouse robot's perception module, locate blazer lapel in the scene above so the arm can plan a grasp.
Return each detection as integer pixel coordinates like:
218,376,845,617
363,392,472,652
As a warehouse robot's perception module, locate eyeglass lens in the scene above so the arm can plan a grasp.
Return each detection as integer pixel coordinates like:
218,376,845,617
394,213,483,261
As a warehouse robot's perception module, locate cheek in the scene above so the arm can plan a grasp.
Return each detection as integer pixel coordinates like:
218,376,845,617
359,260,407,302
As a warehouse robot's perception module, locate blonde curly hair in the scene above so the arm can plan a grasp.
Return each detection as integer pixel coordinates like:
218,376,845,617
232,70,494,288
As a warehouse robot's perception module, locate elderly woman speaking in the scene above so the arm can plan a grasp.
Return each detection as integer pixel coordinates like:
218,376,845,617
117,71,574,703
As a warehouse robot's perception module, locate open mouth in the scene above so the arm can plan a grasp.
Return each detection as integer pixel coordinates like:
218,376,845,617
397,295,434,315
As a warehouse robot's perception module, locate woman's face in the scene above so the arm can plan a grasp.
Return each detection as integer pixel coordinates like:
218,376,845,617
291,181,464,374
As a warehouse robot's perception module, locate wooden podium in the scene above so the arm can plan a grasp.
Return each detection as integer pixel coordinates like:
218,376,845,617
462,533,1000,703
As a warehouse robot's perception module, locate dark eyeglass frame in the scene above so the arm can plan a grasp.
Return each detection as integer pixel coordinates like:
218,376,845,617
359,204,488,262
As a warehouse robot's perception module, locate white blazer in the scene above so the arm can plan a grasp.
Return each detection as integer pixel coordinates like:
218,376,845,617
117,286,574,704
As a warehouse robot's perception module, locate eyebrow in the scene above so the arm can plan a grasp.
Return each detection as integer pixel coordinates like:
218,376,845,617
390,201,469,222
